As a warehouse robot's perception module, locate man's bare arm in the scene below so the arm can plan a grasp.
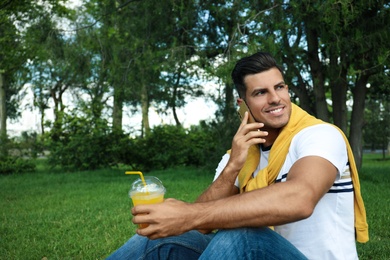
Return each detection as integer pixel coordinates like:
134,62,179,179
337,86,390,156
133,156,337,239
195,163,240,202
196,111,267,203
192,156,337,229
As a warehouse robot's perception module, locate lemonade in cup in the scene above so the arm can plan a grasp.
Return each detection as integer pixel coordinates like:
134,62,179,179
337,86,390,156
126,171,166,228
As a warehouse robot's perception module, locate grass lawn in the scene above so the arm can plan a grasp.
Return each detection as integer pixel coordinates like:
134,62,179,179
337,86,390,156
356,154,390,259
1,154,389,259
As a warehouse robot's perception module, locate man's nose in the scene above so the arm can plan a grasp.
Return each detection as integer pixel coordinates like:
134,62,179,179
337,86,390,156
268,89,281,104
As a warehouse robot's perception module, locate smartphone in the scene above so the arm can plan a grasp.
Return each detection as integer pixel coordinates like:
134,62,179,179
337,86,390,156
237,101,256,123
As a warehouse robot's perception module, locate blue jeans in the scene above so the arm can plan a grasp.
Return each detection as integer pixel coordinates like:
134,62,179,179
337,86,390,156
106,227,307,259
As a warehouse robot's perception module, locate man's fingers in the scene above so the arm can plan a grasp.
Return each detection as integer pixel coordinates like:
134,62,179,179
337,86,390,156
131,205,148,215
237,111,250,131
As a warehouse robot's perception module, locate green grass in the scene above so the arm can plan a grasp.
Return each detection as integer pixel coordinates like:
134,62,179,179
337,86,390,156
356,154,390,259
1,155,389,259
0,166,213,259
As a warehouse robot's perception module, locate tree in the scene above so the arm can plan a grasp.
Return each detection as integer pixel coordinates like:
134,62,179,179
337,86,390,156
195,1,276,139
254,0,390,169
80,0,201,135
4,0,389,172
364,72,390,159
71,22,111,126
0,2,27,157
28,14,85,141
0,73,6,157
342,0,390,168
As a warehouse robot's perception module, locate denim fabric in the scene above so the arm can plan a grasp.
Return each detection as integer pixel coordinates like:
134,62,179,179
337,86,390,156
106,228,307,260
106,231,213,260
200,227,307,260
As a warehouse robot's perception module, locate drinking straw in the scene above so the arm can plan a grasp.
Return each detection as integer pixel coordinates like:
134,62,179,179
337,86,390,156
125,171,147,187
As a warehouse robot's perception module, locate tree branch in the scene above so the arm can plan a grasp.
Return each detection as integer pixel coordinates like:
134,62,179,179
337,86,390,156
0,0,13,10
64,0,143,32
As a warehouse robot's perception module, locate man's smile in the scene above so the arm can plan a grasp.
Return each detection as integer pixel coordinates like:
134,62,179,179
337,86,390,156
265,106,284,115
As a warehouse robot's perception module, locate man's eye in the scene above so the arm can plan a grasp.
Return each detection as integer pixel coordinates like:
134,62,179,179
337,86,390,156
255,90,266,96
276,84,285,90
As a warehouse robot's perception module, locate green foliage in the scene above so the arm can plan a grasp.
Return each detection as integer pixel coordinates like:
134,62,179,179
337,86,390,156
47,112,115,171
122,123,224,172
185,123,220,167
363,73,390,156
0,132,38,175
45,113,231,172
0,156,35,175
15,131,45,159
140,125,189,170
3,0,389,173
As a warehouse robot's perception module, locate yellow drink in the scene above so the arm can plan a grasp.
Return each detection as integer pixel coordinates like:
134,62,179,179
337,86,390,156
130,191,165,228
127,173,166,229
131,192,165,206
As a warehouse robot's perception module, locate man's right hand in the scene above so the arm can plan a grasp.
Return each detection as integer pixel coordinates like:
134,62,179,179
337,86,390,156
228,111,267,172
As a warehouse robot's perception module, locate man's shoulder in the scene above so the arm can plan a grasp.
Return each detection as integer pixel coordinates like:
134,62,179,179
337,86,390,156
290,123,347,153
296,123,342,137
292,123,346,151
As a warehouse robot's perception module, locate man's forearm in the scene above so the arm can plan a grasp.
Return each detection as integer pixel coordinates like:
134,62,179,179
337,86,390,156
196,164,240,203
192,181,313,232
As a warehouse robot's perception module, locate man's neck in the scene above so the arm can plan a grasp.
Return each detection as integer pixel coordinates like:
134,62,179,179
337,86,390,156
263,128,280,147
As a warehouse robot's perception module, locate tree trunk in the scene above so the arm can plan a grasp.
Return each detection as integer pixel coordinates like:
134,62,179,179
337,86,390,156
280,40,314,115
305,26,329,122
331,78,348,133
0,73,6,137
284,61,314,114
40,107,45,135
172,70,182,127
50,82,67,141
0,73,7,158
141,83,150,137
172,84,181,127
330,52,348,133
349,73,369,170
224,82,235,123
112,85,123,133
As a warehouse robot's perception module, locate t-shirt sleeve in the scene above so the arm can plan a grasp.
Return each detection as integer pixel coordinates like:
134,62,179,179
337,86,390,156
213,153,241,187
213,153,230,182
291,124,348,176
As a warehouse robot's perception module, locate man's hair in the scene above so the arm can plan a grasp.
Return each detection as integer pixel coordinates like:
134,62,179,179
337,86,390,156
231,52,284,99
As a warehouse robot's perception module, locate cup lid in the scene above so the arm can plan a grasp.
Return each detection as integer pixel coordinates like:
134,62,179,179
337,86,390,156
129,176,166,195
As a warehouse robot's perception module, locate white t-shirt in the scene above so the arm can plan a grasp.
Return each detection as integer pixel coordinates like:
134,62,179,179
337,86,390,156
213,124,358,260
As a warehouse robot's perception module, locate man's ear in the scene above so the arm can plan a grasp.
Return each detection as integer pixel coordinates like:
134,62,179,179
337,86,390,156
237,98,243,105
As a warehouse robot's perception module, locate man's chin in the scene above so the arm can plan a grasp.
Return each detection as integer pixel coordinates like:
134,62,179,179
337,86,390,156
263,120,289,130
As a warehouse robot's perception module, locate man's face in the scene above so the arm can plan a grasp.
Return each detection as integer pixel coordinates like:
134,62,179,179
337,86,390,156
244,67,292,130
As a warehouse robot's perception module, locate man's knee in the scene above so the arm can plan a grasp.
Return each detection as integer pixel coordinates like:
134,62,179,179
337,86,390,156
200,227,307,259
144,231,213,260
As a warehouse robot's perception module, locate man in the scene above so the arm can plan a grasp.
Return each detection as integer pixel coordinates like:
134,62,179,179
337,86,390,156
107,52,368,259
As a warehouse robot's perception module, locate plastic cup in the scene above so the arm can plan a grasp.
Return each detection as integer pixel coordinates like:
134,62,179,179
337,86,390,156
129,176,166,228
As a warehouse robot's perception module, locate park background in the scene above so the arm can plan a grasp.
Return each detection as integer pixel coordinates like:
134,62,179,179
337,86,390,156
1,0,389,259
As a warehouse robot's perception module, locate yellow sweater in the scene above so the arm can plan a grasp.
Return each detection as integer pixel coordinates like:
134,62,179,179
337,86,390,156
234,103,369,243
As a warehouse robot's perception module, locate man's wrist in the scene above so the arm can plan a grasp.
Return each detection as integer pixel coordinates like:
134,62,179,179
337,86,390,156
222,162,241,180
190,202,212,231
